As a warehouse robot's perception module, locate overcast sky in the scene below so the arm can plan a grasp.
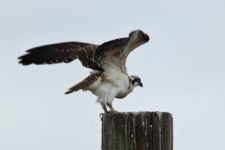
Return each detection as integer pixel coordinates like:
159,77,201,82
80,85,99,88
0,0,225,150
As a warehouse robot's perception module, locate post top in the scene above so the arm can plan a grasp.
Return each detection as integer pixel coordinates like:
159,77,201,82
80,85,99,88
101,111,172,116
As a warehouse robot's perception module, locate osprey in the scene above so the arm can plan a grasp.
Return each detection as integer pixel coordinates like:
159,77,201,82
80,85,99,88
18,30,150,112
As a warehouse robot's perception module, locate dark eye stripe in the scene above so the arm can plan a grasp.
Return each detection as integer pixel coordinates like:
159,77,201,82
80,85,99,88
132,78,141,84
136,78,140,82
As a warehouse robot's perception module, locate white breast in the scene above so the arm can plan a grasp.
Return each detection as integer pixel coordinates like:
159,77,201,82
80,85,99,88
88,64,130,103
104,64,130,90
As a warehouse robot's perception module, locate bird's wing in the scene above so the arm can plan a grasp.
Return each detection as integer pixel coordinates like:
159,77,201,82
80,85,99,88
94,38,129,72
18,42,103,71
65,72,103,94
94,31,149,73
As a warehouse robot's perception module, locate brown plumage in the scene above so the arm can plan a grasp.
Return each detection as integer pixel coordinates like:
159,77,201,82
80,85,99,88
65,72,103,94
18,42,103,71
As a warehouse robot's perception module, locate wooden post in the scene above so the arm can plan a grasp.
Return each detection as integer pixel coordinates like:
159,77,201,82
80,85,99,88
101,112,173,150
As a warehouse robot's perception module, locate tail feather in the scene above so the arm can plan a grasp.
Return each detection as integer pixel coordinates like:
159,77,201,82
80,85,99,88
65,72,103,95
65,85,82,94
65,89,77,94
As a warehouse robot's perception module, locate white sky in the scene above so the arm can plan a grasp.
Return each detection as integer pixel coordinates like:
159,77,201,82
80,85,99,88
0,0,225,150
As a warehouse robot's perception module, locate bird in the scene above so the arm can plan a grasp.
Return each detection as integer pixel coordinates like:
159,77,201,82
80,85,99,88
18,30,150,113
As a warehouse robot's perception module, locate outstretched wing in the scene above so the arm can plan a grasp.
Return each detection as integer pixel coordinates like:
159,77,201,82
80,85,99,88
94,30,149,73
18,42,103,71
18,30,149,72
65,72,103,94
94,38,129,64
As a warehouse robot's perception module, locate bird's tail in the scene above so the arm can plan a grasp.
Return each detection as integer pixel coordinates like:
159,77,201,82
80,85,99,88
65,84,82,94
65,89,74,94
65,72,103,95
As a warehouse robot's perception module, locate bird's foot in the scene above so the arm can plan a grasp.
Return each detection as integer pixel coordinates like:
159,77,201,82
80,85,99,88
101,103,108,113
106,103,117,113
108,108,118,113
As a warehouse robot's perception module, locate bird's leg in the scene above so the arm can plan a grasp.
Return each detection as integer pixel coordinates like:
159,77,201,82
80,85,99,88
101,102,108,113
107,103,117,112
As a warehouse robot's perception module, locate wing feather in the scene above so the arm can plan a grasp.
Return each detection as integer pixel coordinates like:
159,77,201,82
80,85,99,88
18,42,103,71
94,30,149,72
94,38,129,63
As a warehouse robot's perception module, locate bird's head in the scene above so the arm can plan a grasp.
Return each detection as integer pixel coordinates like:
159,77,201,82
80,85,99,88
129,75,143,88
128,30,150,44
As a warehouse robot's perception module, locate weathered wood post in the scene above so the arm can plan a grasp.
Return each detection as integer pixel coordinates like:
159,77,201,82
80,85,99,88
101,112,173,150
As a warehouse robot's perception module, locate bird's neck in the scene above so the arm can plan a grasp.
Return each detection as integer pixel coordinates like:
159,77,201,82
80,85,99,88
128,77,135,91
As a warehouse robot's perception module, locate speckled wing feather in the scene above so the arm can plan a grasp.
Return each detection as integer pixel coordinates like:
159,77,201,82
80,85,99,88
18,42,103,71
65,72,103,94
94,38,129,64
94,31,149,73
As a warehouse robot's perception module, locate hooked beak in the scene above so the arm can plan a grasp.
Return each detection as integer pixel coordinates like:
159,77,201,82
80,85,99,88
144,33,150,42
139,82,143,87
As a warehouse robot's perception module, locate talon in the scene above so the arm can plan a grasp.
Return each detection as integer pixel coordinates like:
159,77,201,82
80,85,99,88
101,102,108,113
110,109,118,113
106,103,117,113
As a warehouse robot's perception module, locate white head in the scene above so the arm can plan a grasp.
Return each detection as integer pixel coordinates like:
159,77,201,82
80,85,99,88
129,75,143,88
